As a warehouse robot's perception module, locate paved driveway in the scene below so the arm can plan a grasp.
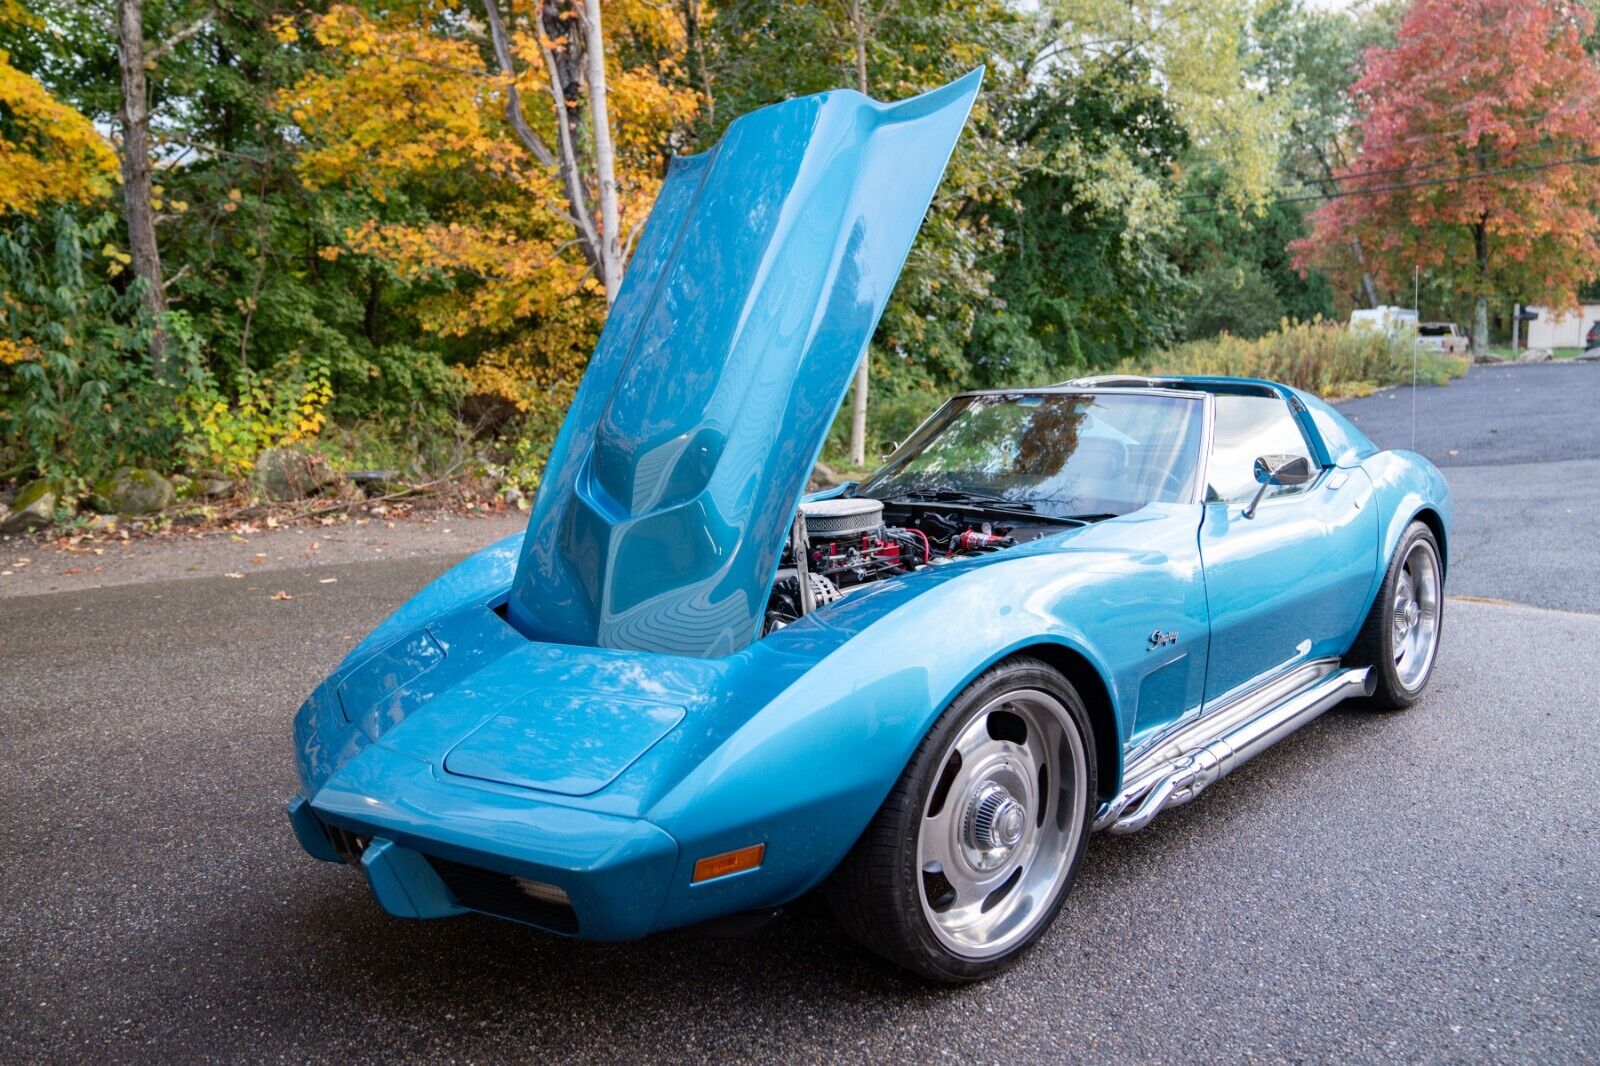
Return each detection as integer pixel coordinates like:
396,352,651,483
1,364,1596,1063
1337,361,1600,613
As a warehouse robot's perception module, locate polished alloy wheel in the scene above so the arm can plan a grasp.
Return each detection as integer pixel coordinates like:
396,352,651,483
915,688,1087,959
1391,538,1442,691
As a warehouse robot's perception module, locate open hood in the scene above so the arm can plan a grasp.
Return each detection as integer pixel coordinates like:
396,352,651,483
505,69,983,657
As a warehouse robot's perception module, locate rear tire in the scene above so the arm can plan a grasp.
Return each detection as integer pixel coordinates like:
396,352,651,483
824,657,1096,982
1347,521,1444,710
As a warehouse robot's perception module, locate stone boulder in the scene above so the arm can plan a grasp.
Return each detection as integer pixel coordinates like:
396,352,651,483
254,447,341,502
1517,347,1553,364
89,467,175,516
1,479,56,533
175,472,235,502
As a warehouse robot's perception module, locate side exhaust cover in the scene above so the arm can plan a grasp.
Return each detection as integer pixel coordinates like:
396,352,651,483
505,70,984,657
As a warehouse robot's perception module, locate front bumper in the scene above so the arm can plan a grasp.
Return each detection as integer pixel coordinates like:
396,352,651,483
287,743,679,940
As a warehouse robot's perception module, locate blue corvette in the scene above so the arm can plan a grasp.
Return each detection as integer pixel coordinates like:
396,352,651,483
287,70,1451,981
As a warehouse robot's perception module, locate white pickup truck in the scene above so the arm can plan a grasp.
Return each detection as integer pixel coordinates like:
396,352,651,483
1415,322,1469,355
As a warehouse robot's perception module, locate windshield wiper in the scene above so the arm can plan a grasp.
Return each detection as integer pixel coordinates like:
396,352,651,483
883,490,1095,525
891,488,1033,509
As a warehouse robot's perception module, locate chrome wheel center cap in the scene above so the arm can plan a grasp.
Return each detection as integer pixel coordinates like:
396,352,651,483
966,784,1027,857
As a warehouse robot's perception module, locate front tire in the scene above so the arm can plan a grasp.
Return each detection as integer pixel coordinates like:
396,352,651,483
824,657,1096,982
1347,521,1444,709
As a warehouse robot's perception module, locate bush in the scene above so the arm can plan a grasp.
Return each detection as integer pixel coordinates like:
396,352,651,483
0,211,172,489
1133,319,1468,399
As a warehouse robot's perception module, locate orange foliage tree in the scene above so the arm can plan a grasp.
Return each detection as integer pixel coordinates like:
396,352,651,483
0,2,116,216
1294,0,1600,352
283,0,698,444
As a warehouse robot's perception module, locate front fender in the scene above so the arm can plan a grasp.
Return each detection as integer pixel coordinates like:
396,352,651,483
292,532,523,795
643,519,1203,925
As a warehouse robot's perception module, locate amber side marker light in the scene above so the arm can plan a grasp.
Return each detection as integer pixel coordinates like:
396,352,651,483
692,843,765,883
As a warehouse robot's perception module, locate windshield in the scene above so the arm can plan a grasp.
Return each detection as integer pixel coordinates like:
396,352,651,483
858,391,1204,518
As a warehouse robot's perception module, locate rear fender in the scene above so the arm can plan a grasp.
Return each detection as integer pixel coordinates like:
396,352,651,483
1354,450,1453,626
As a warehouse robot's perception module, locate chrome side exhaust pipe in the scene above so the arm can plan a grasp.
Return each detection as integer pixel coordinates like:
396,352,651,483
1097,666,1374,835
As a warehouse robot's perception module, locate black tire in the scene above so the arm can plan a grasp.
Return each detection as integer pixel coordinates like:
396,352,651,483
1346,521,1445,710
824,657,1096,982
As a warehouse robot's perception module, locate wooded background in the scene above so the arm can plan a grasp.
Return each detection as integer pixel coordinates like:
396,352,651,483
3,0,1598,518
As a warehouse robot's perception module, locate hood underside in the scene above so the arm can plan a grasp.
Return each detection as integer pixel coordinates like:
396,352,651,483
504,69,983,657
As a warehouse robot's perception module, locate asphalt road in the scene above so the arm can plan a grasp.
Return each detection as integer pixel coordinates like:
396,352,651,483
2,364,1597,1063
1338,361,1600,613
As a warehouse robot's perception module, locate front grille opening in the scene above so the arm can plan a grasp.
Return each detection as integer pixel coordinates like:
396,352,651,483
323,822,371,864
425,856,580,935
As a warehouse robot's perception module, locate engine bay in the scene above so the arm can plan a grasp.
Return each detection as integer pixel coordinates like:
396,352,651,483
762,496,1059,633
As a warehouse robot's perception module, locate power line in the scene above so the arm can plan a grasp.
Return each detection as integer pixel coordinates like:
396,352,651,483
1181,152,1600,217
1177,134,1588,204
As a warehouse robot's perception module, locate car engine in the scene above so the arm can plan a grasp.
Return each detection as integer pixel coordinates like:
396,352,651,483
763,497,1031,633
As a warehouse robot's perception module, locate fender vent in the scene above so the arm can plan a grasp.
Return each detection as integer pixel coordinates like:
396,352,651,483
424,856,580,935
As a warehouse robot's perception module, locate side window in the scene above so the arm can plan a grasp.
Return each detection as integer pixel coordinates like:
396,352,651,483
1206,394,1317,503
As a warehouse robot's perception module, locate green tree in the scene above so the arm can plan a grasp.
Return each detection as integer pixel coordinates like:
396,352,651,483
976,56,1190,378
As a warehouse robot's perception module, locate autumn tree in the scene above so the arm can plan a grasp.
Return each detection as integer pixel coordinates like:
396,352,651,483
0,3,116,215
287,0,698,443
1296,0,1600,353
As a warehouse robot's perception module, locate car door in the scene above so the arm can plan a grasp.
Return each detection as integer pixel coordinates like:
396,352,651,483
1197,391,1379,706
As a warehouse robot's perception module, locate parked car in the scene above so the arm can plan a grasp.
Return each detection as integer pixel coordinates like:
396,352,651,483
1417,322,1469,355
286,72,1453,983
1585,319,1600,350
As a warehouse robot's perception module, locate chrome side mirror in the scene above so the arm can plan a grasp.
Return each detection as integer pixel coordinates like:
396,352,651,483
1244,455,1314,519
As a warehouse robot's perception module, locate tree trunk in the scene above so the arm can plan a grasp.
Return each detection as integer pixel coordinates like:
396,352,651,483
1472,219,1491,355
581,0,623,304
1351,236,1380,310
482,0,605,280
116,0,168,373
847,0,870,467
678,0,713,127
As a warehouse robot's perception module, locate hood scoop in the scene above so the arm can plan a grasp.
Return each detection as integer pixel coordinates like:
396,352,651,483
504,70,983,657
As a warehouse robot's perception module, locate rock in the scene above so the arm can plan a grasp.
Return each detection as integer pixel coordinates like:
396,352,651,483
810,461,840,488
176,472,234,501
1,479,56,533
502,486,527,510
84,513,118,531
90,467,174,515
1473,353,1508,364
253,448,340,501
1517,347,1553,363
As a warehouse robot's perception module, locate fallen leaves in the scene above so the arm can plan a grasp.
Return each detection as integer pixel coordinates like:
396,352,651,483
225,572,245,579
270,590,294,601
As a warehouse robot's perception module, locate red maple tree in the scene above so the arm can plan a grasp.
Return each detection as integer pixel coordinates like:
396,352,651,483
1294,0,1600,351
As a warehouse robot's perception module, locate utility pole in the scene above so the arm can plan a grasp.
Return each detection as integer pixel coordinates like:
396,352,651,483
1511,303,1520,352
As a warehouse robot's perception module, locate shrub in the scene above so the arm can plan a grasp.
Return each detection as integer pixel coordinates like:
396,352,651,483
1133,319,1468,399
167,314,336,478
0,210,171,489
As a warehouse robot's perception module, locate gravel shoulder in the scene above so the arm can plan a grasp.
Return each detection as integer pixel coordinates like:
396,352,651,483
0,512,525,600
